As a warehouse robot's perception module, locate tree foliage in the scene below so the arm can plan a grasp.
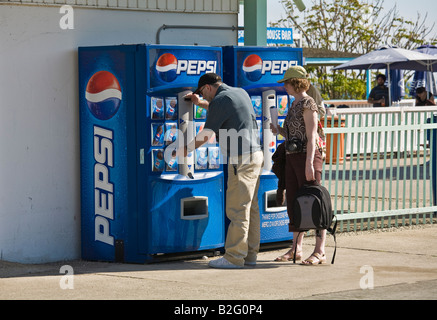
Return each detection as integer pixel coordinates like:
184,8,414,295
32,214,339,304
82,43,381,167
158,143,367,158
272,0,437,100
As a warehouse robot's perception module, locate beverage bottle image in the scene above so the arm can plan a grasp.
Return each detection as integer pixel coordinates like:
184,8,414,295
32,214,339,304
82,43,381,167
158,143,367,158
166,124,178,144
196,122,204,134
166,98,177,119
153,150,164,171
152,98,164,119
153,125,163,145
209,147,220,169
252,96,262,117
278,95,288,116
195,105,206,119
167,155,178,171
196,148,208,169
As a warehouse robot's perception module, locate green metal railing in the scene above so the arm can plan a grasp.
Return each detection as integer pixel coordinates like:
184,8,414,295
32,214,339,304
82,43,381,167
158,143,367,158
322,106,437,232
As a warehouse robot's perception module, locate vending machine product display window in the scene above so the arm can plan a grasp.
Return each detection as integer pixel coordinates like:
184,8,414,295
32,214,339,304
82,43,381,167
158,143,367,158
150,96,219,174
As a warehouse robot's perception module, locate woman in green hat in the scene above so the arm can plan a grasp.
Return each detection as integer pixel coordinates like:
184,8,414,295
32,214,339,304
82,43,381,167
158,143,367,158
271,66,327,265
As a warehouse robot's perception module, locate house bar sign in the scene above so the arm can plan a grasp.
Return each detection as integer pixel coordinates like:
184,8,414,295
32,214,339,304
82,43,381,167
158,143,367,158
238,27,294,46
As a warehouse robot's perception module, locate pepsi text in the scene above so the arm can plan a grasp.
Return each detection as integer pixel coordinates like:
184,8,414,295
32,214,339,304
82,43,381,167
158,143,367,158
261,60,298,75
93,125,114,246
177,60,217,75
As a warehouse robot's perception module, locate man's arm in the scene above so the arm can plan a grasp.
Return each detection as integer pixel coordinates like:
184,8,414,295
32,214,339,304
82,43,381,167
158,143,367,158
367,88,375,104
185,93,209,110
178,128,215,157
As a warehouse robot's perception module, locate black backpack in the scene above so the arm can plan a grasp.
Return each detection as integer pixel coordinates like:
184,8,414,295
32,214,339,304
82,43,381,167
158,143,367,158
292,183,337,264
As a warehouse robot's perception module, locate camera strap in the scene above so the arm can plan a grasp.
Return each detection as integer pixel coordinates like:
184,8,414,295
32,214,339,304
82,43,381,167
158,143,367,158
285,121,291,151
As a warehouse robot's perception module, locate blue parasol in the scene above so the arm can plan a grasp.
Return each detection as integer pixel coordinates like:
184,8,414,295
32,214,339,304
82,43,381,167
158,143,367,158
411,45,437,98
334,46,437,105
387,69,405,102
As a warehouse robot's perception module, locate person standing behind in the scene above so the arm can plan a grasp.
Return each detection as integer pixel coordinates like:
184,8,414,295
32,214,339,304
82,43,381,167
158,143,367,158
415,87,436,106
270,66,327,265
180,73,263,269
307,83,326,117
368,74,389,107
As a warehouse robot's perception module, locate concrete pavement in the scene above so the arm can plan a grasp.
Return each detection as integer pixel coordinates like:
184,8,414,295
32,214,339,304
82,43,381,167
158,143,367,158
1,224,437,300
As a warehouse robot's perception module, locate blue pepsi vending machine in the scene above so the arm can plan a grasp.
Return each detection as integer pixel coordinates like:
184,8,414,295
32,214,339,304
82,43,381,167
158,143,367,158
79,44,224,263
223,46,303,243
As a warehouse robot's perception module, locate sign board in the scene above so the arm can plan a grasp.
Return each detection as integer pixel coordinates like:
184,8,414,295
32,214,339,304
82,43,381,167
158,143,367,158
238,27,294,46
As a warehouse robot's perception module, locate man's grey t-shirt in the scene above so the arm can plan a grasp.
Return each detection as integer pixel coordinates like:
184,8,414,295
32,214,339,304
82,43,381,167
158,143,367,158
204,84,261,157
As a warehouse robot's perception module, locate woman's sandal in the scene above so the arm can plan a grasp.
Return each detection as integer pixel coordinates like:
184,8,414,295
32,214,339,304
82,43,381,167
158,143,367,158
301,252,326,265
274,249,302,262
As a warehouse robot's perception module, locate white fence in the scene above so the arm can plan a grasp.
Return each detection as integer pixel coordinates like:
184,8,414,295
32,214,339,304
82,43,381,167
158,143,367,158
322,106,437,231
326,106,432,155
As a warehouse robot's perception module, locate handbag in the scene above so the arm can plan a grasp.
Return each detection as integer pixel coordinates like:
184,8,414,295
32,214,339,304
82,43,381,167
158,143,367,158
285,125,304,153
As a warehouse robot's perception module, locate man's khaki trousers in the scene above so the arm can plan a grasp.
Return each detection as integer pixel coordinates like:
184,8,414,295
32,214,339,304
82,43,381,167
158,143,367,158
223,151,264,267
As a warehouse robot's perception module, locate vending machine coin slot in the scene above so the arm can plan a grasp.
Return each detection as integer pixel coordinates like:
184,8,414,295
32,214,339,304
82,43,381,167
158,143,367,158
181,196,208,220
265,190,287,212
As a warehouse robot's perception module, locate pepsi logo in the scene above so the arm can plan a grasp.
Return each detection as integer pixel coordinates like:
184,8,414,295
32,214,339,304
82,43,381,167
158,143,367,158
85,71,122,120
243,54,263,82
242,54,299,82
269,141,276,153
156,52,218,82
156,53,178,82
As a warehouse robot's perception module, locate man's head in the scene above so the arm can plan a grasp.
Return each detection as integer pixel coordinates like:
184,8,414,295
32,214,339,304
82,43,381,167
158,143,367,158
416,87,428,99
376,74,386,86
193,73,222,102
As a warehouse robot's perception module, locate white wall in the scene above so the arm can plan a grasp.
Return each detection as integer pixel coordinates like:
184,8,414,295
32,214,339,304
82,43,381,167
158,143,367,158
0,4,238,263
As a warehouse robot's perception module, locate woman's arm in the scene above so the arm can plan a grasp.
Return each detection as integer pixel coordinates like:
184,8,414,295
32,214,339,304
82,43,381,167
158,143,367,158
270,123,287,138
303,108,318,181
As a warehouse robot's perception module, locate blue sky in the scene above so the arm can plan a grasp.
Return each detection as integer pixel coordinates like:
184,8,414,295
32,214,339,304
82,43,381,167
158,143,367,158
264,0,437,31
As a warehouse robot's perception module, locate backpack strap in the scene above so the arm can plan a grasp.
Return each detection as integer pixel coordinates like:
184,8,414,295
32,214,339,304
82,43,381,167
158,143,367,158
327,216,338,264
293,231,303,264
294,217,337,265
